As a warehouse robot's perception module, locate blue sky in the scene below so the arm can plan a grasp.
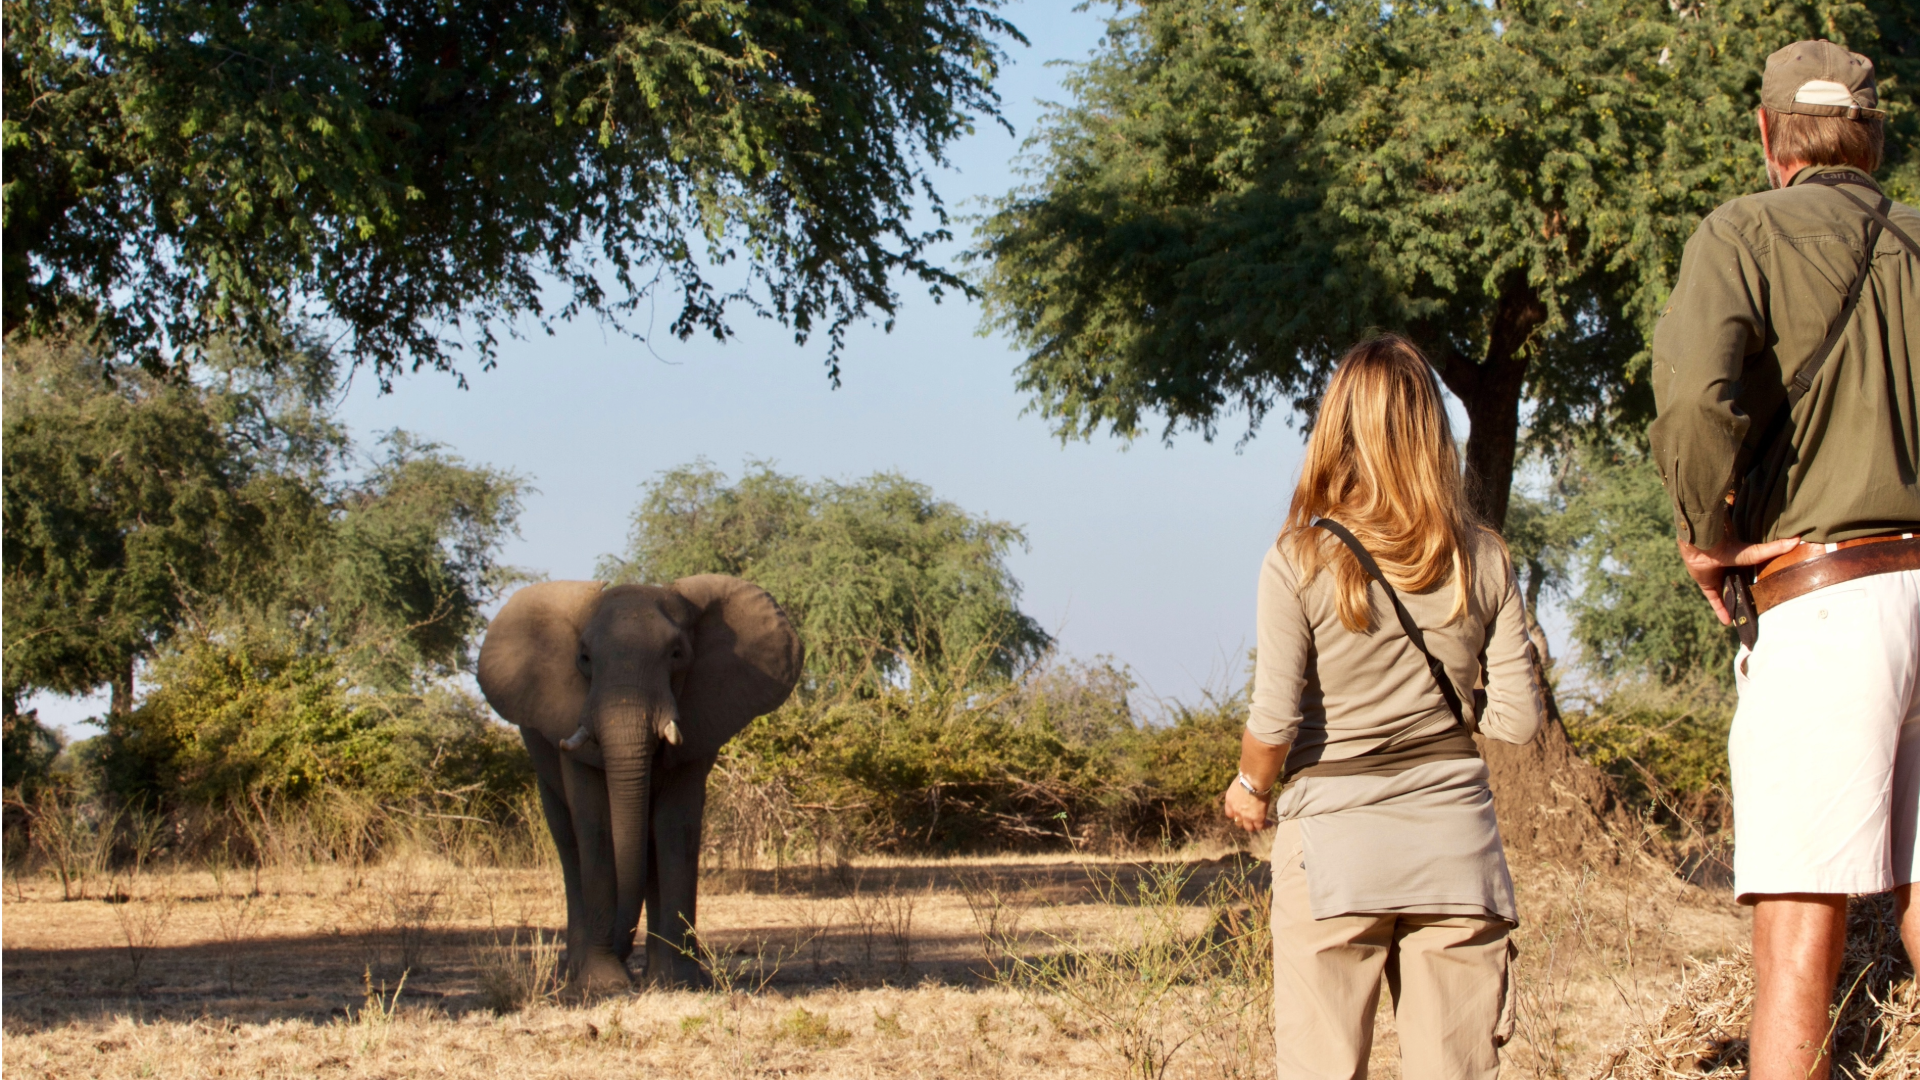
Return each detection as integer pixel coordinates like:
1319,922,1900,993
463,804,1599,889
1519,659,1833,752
31,1,1570,733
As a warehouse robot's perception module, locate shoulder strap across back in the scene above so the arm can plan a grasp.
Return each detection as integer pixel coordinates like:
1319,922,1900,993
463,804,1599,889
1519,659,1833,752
1311,518,1472,733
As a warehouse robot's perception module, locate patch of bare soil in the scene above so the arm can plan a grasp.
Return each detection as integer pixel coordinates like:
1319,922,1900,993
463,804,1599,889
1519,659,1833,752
2,843,1747,1079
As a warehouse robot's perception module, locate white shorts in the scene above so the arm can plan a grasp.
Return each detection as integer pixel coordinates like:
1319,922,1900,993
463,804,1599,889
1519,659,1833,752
1730,568,1920,902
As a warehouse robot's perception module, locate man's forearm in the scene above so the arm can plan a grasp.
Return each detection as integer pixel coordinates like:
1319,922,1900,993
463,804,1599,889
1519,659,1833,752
1649,409,1743,551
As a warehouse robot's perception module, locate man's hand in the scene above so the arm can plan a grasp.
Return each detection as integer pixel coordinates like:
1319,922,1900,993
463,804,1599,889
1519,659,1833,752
1677,535,1803,624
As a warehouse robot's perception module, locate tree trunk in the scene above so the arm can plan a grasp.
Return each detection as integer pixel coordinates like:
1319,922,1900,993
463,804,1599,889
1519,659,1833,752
1424,273,1547,530
1458,368,1528,529
1422,278,1633,865
109,656,135,717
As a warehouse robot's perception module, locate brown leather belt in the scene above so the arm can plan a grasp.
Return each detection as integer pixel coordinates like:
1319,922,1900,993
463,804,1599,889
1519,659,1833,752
1750,533,1920,615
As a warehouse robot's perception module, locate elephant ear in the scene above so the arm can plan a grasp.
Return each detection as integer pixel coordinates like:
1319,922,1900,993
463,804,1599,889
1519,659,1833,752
477,580,606,744
669,574,804,758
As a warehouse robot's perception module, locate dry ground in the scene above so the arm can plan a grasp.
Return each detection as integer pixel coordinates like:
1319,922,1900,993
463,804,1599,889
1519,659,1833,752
1,843,1747,1079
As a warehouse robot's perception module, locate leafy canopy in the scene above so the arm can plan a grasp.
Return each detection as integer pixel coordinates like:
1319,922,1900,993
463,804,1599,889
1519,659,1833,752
599,461,1051,688
1,332,527,709
3,0,1022,382
972,0,1913,524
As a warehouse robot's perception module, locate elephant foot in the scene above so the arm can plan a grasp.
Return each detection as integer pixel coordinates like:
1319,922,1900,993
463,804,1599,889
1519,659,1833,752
644,946,711,991
568,952,635,997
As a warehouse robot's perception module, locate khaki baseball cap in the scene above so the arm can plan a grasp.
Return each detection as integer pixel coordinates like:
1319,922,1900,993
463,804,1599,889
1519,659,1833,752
1762,39,1885,120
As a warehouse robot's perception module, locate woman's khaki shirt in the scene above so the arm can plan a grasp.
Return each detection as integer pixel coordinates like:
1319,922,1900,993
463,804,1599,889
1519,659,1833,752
1248,529,1545,768
1246,528,1547,920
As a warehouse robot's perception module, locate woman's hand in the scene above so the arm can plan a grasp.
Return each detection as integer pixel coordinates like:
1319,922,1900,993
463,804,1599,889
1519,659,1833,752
1223,730,1288,832
1224,779,1270,832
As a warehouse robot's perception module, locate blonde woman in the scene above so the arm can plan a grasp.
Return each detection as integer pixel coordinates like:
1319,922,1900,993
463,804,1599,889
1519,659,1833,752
1222,334,1546,1078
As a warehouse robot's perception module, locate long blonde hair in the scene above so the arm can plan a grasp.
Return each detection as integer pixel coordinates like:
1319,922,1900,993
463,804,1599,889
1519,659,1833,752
1281,334,1484,632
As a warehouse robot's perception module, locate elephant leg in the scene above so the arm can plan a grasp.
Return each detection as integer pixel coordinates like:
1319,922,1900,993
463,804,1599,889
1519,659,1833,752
520,730,589,980
644,754,717,987
557,752,634,991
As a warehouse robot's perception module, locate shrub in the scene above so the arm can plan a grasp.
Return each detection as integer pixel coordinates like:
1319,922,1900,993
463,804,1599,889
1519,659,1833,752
1563,677,1734,833
1128,693,1246,845
87,624,530,813
706,657,1244,861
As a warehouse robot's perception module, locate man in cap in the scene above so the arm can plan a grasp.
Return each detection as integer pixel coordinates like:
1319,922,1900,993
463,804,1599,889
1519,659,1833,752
1650,38,1920,1079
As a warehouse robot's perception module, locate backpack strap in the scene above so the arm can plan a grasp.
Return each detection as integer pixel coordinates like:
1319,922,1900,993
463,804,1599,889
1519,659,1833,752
1312,518,1470,732
1808,172,1920,258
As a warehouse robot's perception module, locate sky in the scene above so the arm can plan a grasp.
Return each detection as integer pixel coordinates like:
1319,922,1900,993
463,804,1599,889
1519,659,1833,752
29,0,1571,734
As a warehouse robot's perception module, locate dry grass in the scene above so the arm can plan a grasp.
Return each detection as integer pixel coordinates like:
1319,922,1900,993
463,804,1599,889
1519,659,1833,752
1498,838,1753,1077
2,836,1754,1080
1593,893,1920,1079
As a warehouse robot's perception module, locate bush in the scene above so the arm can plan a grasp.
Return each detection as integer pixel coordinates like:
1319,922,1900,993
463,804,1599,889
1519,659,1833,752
705,658,1246,862
1129,694,1247,844
85,624,530,813
1563,677,1734,834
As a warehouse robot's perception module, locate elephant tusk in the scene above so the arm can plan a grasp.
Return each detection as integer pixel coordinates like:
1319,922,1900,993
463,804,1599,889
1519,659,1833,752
659,719,684,746
559,726,593,752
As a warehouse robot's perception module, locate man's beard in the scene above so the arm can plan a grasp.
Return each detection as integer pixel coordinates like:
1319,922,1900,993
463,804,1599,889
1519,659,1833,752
1766,157,1785,189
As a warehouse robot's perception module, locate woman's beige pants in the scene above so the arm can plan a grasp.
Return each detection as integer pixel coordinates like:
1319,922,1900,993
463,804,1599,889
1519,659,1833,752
1270,819,1514,1080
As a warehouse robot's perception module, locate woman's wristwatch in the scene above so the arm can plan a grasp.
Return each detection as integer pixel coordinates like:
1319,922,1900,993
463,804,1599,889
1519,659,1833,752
1235,772,1272,799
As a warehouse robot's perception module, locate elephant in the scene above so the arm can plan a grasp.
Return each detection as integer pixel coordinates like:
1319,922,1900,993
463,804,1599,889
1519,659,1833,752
476,575,802,990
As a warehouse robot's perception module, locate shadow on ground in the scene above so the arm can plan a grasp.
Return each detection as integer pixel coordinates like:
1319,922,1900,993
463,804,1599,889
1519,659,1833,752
2,853,1269,1031
705,851,1269,904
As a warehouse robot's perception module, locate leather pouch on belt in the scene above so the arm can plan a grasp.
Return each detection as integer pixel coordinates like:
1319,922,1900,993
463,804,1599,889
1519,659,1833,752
1722,571,1759,650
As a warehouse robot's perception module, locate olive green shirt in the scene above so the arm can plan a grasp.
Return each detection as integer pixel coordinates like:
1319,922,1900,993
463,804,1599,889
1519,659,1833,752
1648,165,1920,549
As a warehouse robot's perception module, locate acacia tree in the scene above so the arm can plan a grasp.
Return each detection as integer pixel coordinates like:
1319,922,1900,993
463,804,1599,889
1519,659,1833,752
974,0,1914,527
3,0,1022,382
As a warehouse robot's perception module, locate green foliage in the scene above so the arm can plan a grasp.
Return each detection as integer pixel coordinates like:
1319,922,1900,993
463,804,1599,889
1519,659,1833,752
3,330,525,833
3,0,1022,380
1563,678,1735,841
725,682,1113,853
1131,694,1250,842
711,658,1245,855
89,622,530,811
972,0,1910,522
1565,681,1733,802
286,433,527,688
2,702,62,795
1,331,336,702
1520,436,1735,687
601,461,1051,688
2,332,526,709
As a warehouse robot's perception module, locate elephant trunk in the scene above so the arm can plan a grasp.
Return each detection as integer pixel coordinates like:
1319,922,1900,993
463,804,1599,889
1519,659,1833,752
595,699,662,962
